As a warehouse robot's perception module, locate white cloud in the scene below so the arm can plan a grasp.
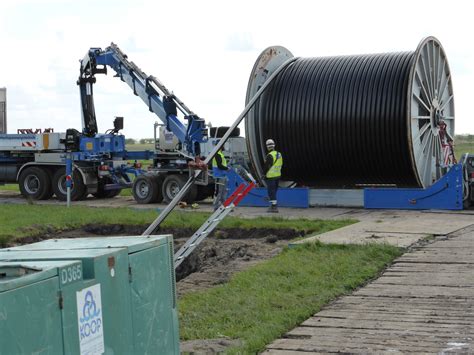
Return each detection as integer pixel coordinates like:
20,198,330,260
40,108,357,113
0,0,473,138
226,32,255,51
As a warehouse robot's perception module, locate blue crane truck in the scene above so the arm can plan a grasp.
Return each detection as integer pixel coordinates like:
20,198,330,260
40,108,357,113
78,43,249,204
0,44,247,203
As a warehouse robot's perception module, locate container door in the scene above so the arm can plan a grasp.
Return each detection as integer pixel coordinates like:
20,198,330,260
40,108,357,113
128,243,179,354
0,268,63,355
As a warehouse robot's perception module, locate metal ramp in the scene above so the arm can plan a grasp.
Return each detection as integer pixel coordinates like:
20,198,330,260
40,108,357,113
174,182,255,269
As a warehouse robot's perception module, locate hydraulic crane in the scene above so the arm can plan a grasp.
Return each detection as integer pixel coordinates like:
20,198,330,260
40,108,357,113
78,43,207,158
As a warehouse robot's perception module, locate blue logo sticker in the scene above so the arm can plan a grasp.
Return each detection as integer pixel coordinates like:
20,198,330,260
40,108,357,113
80,291,101,322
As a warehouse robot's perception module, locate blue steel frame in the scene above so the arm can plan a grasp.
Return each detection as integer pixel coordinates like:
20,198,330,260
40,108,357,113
364,164,464,210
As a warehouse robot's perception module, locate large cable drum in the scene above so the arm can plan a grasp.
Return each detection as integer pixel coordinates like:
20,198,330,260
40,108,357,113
245,37,455,188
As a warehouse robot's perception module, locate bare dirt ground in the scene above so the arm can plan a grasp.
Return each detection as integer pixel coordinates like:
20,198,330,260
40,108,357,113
8,223,305,296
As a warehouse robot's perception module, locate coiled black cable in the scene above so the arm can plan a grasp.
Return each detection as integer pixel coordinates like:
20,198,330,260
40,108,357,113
252,51,421,187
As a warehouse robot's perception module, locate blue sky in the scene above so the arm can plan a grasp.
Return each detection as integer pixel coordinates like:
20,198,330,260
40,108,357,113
0,0,473,138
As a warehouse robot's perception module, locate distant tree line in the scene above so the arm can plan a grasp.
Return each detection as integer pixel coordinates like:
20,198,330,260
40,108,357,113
455,134,474,143
125,138,155,145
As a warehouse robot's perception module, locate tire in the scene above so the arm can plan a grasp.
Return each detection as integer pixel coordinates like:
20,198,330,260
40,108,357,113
52,168,87,201
18,167,53,200
463,199,471,210
162,174,197,203
132,175,163,204
209,126,240,138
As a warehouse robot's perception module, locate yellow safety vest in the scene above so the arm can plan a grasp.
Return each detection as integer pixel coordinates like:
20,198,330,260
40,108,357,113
212,151,227,169
266,150,283,178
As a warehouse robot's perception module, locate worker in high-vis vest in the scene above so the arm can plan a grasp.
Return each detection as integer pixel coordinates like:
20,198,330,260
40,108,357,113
211,142,229,211
263,138,283,213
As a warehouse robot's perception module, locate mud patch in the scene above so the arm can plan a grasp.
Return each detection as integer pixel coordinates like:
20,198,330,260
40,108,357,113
10,224,306,296
180,337,242,354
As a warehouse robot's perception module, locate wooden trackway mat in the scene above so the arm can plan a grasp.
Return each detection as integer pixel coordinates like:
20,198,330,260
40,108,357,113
264,226,474,354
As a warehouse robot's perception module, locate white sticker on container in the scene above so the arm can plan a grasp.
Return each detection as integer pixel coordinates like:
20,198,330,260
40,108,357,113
77,284,105,355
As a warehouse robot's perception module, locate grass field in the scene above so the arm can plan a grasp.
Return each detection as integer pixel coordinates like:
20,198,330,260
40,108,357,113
125,143,154,151
0,184,19,191
0,204,354,246
180,242,401,353
454,142,474,160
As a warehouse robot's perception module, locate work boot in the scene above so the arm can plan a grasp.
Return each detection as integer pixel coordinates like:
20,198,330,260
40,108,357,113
267,204,279,213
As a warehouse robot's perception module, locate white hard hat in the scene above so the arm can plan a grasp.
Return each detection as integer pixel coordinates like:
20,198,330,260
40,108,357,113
266,139,275,147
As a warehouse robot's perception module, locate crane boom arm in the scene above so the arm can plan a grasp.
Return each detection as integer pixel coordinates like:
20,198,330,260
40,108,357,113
77,43,206,155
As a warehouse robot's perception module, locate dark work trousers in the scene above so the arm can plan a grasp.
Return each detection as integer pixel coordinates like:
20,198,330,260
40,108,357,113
266,178,279,205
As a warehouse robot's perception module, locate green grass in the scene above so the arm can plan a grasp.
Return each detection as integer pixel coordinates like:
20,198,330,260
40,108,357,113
125,143,154,151
455,142,474,160
179,242,402,353
0,204,354,246
454,135,474,160
0,184,19,191
120,188,132,197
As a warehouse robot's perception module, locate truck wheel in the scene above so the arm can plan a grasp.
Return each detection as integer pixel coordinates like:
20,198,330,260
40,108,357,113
52,168,87,201
19,167,53,200
162,174,197,203
463,199,471,210
132,175,163,204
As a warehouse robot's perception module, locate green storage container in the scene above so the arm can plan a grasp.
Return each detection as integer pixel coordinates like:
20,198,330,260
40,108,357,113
0,260,97,355
2,235,179,354
0,247,134,354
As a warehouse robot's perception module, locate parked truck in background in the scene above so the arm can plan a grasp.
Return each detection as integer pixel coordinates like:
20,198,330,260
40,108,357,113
1,63,148,201
132,124,248,204
0,114,145,201
1,43,249,204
